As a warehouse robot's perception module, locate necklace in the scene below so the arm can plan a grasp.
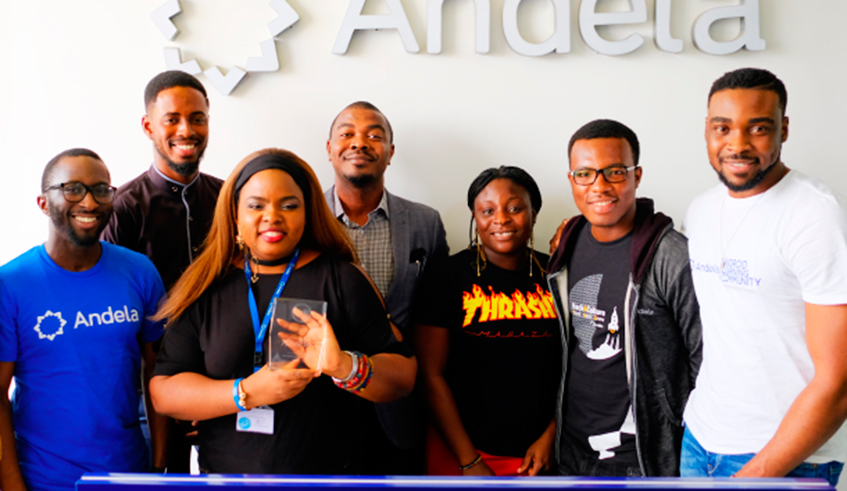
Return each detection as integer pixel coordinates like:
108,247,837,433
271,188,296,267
247,251,297,283
253,251,296,267
719,194,761,271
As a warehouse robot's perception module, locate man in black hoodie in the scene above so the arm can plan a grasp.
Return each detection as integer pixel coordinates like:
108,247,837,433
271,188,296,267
547,119,701,476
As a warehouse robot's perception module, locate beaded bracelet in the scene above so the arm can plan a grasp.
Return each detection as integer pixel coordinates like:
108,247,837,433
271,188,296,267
459,454,482,471
334,352,374,394
334,353,370,392
333,351,365,388
352,356,374,393
233,377,246,411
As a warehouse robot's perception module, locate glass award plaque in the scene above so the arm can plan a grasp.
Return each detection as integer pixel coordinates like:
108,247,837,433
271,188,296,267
269,298,328,371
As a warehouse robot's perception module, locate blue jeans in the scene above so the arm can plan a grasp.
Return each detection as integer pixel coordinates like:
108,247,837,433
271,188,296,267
680,427,843,486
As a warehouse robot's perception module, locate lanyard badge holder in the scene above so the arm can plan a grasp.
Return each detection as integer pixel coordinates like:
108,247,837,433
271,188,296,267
238,248,300,435
244,248,300,373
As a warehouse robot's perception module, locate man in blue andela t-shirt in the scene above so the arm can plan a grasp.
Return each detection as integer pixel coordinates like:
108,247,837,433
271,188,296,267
0,149,167,491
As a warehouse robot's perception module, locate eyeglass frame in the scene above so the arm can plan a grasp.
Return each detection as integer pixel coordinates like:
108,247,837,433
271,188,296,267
44,181,117,204
569,165,639,186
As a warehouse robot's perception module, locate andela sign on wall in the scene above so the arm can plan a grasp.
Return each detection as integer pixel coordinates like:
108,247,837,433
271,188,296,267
154,0,765,95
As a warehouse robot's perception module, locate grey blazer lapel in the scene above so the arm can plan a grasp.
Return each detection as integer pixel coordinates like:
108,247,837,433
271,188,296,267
386,191,411,310
323,186,336,215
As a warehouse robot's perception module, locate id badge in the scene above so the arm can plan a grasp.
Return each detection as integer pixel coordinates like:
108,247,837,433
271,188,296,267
236,407,274,435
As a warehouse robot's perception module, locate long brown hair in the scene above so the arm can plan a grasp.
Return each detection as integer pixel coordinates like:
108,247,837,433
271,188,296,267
155,148,357,323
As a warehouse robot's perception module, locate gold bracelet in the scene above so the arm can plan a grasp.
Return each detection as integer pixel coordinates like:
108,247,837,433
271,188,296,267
237,379,248,410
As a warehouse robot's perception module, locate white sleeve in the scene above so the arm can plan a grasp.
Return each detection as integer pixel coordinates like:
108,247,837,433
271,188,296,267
784,190,847,305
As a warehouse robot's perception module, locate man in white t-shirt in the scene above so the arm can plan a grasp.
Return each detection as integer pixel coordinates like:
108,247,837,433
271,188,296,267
681,68,847,485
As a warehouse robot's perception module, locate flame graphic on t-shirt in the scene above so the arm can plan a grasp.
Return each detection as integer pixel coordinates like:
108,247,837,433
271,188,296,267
461,284,557,327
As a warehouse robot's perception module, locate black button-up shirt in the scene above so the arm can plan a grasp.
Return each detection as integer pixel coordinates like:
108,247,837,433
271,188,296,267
102,165,223,290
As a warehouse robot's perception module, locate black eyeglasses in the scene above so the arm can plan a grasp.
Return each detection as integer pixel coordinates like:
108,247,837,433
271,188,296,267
45,182,117,204
570,165,638,186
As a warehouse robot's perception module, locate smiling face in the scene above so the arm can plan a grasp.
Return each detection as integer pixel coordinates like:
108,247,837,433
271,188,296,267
473,178,534,270
143,86,210,183
706,88,788,198
40,156,113,248
236,169,306,265
327,107,394,189
569,137,641,242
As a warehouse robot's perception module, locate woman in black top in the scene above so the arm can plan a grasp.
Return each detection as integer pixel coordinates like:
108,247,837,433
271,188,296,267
415,166,560,476
150,149,415,474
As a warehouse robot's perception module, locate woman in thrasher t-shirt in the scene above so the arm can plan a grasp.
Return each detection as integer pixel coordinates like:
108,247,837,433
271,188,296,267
415,166,561,477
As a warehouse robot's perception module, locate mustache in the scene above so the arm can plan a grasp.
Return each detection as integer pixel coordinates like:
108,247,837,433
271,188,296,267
343,149,375,160
720,152,759,162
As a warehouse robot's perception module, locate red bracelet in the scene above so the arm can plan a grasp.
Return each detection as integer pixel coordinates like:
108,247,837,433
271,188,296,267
334,353,373,393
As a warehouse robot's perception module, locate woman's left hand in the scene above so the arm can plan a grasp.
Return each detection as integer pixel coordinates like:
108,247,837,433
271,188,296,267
516,420,556,476
277,307,351,378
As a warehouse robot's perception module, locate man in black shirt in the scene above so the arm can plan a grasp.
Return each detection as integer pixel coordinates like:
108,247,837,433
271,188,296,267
103,70,222,290
547,119,702,476
102,71,223,473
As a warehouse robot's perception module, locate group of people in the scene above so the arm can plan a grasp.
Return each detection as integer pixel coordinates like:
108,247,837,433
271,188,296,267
0,66,845,491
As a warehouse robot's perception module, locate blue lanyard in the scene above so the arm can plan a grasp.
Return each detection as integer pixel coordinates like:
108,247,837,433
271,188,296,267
244,248,300,371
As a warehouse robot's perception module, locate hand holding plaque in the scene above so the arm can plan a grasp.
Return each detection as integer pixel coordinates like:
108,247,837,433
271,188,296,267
270,298,327,371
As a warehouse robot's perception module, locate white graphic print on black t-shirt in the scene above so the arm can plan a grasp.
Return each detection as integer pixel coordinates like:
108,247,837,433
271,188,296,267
571,274,622,360
563,225,638,464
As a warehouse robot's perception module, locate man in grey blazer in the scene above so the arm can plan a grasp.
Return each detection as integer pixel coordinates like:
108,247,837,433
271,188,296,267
325,101,448,474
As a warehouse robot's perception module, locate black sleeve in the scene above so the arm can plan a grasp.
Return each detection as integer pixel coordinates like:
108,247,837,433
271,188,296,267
335,261,413,358
657,231,703,387
153,303,207,377
412,254,458,329
101,193,140,248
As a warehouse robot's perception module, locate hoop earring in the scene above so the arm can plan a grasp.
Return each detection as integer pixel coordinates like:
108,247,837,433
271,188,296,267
475,228,487,277
529,231,546,277
529,233,534,278
236,233,245,251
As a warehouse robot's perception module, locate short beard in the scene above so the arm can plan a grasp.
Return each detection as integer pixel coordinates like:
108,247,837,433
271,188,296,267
716,159,777,193
48,202,103,248
167,160,200,177
344,172,377,189
155,144,204,177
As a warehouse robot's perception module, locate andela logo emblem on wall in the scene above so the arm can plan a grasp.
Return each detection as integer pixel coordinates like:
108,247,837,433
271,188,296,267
151,0,300,95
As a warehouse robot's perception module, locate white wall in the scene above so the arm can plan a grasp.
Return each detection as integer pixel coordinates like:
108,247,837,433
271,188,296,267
1,0,845,266
2,0,847,481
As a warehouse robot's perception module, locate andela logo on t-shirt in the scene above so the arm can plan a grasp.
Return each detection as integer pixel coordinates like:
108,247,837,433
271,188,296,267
461,284,556,328
33,311,67,341
33,306,141,341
